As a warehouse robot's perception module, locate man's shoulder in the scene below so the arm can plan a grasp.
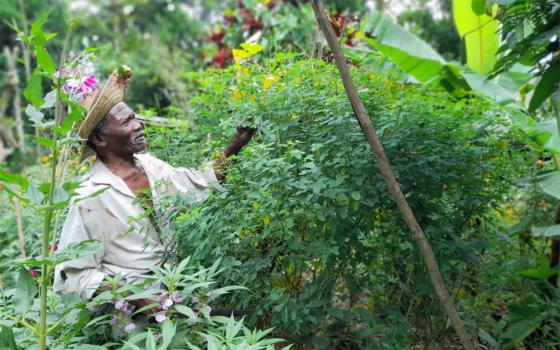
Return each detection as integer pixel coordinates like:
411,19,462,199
136,152,174,173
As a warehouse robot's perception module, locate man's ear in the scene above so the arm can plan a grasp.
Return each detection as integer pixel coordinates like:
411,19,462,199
89,132,108,148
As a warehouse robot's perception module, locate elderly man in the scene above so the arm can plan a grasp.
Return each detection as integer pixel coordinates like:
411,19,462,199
53,66,255,310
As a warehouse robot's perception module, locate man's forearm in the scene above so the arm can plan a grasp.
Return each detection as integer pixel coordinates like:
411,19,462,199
214,128,256,181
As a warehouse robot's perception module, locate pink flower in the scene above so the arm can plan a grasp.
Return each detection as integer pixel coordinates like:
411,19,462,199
124,322,136,333
83,75,98,88
154,312,167,323
30,269,38,278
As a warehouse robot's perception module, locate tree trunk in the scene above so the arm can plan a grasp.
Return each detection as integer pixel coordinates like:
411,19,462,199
311,1,474,349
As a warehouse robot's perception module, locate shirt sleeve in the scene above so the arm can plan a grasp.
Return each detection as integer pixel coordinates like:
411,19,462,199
53,202,106,300
144,154,221,203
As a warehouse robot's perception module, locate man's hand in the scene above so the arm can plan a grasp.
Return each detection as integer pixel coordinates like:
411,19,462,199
214,125,257,181
226,126,257,155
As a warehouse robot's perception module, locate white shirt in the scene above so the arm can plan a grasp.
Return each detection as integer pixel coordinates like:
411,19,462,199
53,153,220,299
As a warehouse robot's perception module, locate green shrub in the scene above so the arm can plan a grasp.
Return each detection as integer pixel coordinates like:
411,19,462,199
146,57,528,347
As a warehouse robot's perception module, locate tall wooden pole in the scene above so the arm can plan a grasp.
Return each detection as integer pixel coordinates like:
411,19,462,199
310,1,474,348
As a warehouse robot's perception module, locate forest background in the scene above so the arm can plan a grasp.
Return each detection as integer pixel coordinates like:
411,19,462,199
0,0,558,349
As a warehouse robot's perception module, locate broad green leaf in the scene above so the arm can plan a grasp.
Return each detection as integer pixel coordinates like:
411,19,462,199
471,0,486,15
36,136,56,148
453,0,499,74
35,47,55,74
517,257,559,280
531,225,560,238
363,11,447,82
459,68,515,104
13,268,37,315
529,59,559,112
538,171,560,199
41,90,57,109
23,183,45,205
23,71,44,108
534,119,560,154
0,325,17,350
0,168,29,190
25,104,46,127
503,316,544,348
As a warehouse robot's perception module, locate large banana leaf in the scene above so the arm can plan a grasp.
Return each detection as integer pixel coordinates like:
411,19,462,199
363,11,447,83
453,0,500,75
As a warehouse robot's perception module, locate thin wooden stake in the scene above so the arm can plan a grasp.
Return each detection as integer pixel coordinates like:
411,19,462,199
310,1,474,349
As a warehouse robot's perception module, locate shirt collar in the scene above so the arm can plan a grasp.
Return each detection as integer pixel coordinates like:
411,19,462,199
84,156,143,198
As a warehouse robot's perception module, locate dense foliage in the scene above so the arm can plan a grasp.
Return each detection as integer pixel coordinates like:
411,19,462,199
146,56,534,348
1,0,559,349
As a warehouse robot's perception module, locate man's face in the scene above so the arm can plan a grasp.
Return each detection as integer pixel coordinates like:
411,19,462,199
99,101,147,156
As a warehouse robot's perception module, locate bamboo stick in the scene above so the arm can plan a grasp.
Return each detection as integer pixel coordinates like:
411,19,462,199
310,1,474,348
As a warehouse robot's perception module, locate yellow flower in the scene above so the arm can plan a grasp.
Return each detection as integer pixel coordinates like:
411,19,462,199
41,155,50,164
263,74,276,91
252,201,259,209
263,215,271,225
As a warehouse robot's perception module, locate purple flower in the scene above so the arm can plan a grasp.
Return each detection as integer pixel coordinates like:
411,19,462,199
114,300,126,311
191,296,200,305
154,312,167,323
156,292,168,303
171,292,183,303
110,315,119,326
124,322,136,333
161,298,173,310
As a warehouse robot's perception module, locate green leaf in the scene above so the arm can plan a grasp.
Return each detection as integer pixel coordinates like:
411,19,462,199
531,225,560,238
471,0,486,15
36,136,56,148
534,119,560,154
73,345,108,350
13,268,37,315
529,59,559,112
25,103,43,122
363,11,447,83
35,47,55,74
517,257,559,280
453,0,499,74
538,171,560,199
0,325,17,350
161,320,176,350
0,168,29,191
503,315,544,348
23,183,45,205
174,304,196,319
23,71,44,108
351,191,361,200
459,68,515,104
30,10,51,36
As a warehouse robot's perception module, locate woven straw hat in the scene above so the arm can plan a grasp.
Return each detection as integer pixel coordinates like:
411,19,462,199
78,65,132,161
